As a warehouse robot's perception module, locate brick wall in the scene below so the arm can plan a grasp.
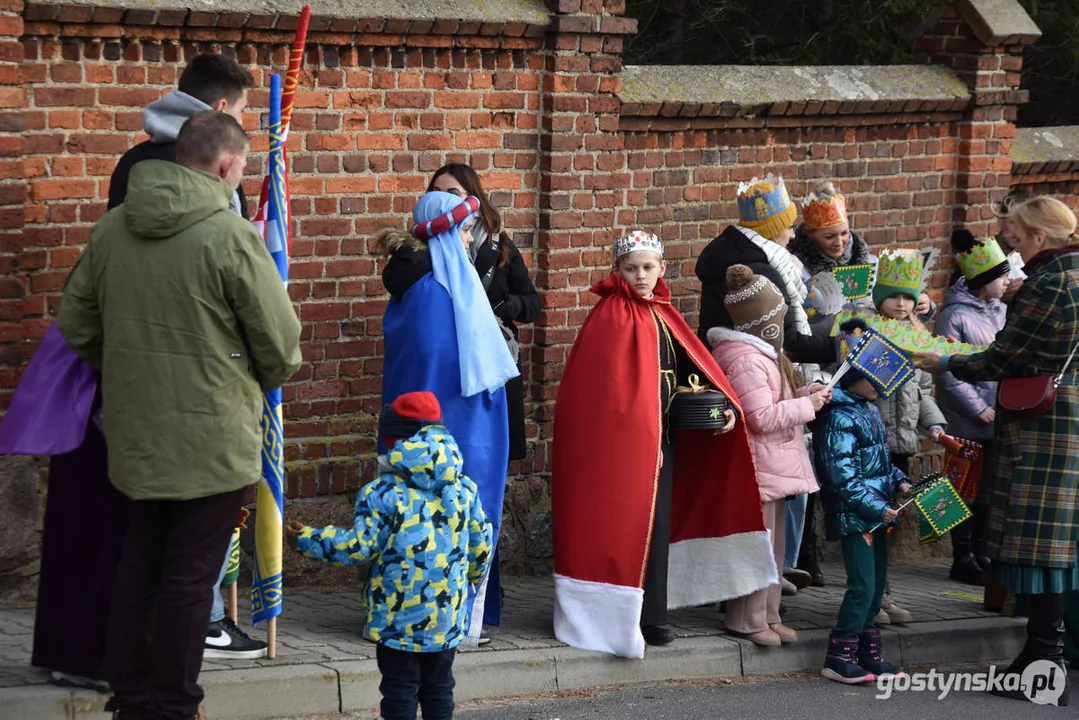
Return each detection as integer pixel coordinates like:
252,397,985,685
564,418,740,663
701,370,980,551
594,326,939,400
0,0,1072,577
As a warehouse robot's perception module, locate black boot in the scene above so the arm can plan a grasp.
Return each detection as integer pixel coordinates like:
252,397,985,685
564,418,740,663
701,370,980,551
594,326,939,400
970,505,992,573
641,624,676,646
991,593,1069,706
949,520,985,586
950,553,986,586
797,493,825,586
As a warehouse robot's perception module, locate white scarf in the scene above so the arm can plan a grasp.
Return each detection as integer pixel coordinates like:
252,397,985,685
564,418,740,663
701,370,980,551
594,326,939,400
733,225,811,336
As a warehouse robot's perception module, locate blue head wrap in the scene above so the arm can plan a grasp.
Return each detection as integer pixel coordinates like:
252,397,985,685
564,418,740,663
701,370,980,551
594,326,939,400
413,191,520,397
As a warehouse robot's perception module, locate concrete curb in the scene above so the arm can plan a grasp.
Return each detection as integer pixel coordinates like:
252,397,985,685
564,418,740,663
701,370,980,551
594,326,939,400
1,616,1029,719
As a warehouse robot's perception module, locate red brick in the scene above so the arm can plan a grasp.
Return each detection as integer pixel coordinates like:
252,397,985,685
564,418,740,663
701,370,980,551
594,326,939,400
66,134,131,155
434,91,480,109
98,87,162,107
34,87,95,107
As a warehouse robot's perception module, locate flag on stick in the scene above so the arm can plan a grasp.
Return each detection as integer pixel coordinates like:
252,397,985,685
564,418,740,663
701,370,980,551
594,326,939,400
249,7,309,653
250,74,289,634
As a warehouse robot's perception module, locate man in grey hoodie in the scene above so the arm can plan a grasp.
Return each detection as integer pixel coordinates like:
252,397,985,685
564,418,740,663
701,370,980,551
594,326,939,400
109,52,253,218
107,53,266,660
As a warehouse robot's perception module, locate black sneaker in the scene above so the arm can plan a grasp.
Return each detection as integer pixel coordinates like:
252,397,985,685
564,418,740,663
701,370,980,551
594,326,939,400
204,617,268,659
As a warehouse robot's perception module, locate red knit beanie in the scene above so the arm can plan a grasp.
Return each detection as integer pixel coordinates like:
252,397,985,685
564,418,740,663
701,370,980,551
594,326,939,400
379,391,442,448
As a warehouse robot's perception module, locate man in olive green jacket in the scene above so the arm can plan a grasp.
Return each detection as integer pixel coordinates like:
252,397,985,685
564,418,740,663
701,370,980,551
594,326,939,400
57,111,301,720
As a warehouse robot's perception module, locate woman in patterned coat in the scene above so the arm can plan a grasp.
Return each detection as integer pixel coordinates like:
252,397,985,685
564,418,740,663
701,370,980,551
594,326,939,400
916,196,1079,707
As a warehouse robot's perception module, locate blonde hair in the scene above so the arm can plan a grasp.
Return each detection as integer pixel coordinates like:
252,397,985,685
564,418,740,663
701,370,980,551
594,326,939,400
1006,196,1078,249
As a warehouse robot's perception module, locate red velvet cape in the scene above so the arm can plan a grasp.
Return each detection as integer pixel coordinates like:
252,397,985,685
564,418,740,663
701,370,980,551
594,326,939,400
552,273,773,656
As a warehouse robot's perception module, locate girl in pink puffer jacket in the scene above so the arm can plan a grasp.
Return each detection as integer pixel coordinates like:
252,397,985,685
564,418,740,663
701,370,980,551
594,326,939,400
709,265,832,647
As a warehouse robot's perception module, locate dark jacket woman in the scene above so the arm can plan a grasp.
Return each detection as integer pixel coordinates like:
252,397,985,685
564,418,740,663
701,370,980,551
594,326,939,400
473,234,541,461
697,225,835,365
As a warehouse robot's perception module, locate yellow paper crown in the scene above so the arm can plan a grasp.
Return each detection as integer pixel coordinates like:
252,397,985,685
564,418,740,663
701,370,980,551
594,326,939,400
801,192,848,231
956,237,1008,281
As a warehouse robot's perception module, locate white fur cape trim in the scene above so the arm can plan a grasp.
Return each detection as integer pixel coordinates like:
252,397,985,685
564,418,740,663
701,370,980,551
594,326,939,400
553,574,646,659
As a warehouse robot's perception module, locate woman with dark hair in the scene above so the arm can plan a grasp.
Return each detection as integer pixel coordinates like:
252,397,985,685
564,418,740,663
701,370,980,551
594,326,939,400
426,165,540,627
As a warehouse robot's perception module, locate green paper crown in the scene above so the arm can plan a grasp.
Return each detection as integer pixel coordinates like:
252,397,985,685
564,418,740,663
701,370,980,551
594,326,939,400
876,249,924,295
957,237,1008,281
829,310,989,356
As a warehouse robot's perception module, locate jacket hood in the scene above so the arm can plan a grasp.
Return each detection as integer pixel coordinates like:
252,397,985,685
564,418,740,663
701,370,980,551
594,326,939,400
380,229,433,299
696,226,768,284
123,160,231,239
827,387,868,407
143,90,213,144
944,276,994,311
706,326,778,360
385,425,463,492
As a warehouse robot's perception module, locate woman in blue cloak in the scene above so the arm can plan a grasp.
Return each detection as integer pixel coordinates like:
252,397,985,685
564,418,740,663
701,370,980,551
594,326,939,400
377,191,519,643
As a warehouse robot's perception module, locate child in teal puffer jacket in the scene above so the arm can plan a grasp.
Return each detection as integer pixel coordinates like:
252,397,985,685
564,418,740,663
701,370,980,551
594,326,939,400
813,367,912,686
287,391,492,720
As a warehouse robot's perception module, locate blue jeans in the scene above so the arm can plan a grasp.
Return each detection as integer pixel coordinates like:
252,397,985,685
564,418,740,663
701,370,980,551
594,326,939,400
376,644,456,720
784,493,807,569
209,545,231,624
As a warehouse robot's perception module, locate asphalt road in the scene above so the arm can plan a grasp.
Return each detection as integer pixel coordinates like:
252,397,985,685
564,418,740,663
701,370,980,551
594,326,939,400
284,664,1077,720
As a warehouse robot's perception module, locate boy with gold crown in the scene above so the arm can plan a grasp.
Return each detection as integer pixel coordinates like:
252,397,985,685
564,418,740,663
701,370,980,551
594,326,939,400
933,229,1010,586
553,230,779,659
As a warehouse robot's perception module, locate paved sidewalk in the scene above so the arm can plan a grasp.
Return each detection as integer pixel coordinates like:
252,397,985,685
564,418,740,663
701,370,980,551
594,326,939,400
0,562,1027,719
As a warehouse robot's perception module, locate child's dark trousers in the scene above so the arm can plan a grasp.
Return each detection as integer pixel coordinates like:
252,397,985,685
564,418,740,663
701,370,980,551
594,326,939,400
376,643,456,720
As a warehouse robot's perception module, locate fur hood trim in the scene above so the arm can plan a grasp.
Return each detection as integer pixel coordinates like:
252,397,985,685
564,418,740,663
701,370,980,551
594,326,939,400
706,326,778,360
377,227,427,256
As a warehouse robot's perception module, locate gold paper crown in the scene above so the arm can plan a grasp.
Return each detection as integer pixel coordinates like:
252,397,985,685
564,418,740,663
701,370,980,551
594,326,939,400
956,237,1008,281
801,192,848,231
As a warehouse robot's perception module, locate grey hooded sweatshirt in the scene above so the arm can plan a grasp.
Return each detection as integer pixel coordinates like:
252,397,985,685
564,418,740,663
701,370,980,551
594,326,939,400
107,90,246,217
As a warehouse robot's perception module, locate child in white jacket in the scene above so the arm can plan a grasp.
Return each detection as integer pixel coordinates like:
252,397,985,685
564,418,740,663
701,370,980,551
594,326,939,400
709,265,832,646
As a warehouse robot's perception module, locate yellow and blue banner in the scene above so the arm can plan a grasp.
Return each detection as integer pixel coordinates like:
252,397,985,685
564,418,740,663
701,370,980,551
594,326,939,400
250,74,289,626
249,4,308,630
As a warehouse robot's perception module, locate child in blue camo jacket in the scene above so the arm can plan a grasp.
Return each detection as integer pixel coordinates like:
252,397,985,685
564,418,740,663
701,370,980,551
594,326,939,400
287,391,492,720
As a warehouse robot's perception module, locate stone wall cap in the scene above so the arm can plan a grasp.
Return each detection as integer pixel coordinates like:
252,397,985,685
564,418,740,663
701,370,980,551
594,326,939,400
25,0,551,26
958,0,1041,47
1011,126,1079,169
619,65,971,117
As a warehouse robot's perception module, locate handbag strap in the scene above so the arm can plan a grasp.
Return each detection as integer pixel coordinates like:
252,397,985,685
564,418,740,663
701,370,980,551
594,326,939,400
1053,339,1079,385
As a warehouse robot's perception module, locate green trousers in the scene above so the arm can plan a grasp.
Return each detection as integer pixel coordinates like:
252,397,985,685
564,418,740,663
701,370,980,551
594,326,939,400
835,529,889,634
